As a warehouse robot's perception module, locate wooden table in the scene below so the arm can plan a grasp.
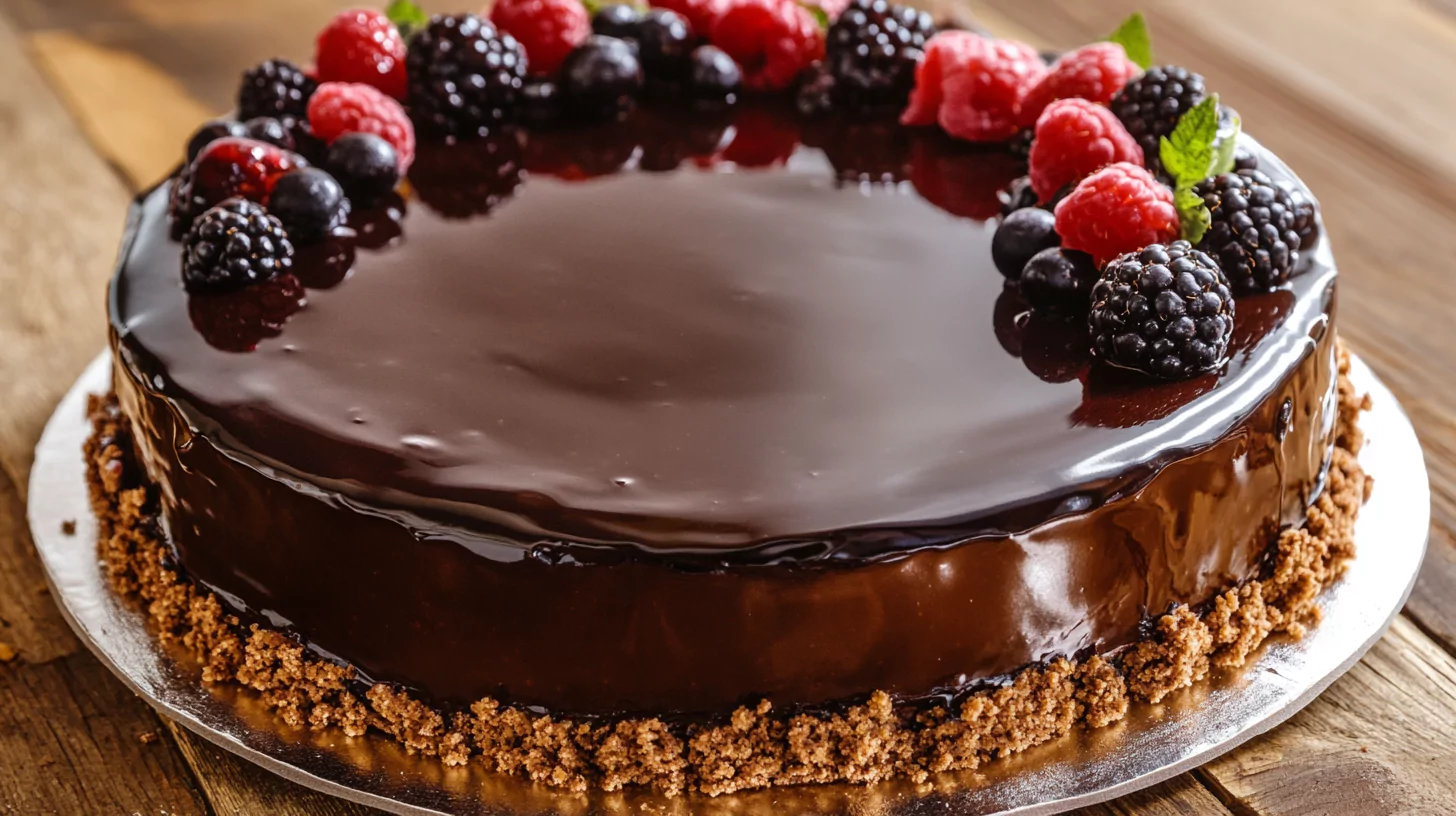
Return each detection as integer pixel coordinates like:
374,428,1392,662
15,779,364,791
2,1,1455,813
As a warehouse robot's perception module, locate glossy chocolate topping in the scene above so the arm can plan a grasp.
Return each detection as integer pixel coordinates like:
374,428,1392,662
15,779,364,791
110,105,1340,716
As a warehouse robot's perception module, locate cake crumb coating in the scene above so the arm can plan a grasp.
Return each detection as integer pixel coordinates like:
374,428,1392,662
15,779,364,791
84,347,1371,797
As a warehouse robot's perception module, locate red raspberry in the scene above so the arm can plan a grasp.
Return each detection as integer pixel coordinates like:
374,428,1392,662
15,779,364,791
490,0,591,77
901,31,984,127
307,82,416,173
711,0,825,92
315,9,408,100
187,273,307,353
652,0,730,40
901,32,1046,142
189,137,304,210
1016,42,1141,128
1028,98,1143,201
1054,162,1179,266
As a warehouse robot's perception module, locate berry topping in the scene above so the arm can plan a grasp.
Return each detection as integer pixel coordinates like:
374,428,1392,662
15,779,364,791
560,36,645,117
1016,42,1142,128
593,4,644,39
638,9,695,78
186,119,248,162
268,167,351,243
491,0,592,77
181,198,295,293
314,8,409,100
991,207,1058,280
1019,247,1098,314
710,0,825,93
796,65,837,117
688,45,743,105
237,59,317,122
1110,65,1207,177
325,132,400,204
1028,98,1144,202
1054,161,1179,266
406,14,528,137
307,81,416,173
1193,169,1301,292
242,116,296,151
171,137,305,229
651,0,731,43
902,32,1046,143
824,0,936,112
1282,181,1320,253
188,273,307,353
1089,241,1234,380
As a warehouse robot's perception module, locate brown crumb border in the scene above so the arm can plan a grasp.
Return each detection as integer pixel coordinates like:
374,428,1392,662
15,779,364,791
84,349,1371,798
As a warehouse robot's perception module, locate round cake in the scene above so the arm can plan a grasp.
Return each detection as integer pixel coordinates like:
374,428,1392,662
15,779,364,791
88,4,1369,798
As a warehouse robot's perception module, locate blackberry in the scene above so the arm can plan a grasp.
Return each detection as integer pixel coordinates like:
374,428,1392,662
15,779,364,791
237,59,317,122
410,132,523,219
406,14,527,137
268,167,350,243
1233,147,1260,172
169,164,208,238
1110,65,1207,176
1194,169,1301,292
796,65,836,117
1281,181,1321,253
1089,241,1235,380
182,198,294,293
824,0,935,111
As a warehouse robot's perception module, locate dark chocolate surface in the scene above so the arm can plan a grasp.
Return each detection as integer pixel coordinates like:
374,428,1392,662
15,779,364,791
109,106,1341,715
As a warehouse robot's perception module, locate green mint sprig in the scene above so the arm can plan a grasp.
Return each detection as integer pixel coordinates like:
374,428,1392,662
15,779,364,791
1159,94,1240,244
1105,12,1153,70
386,0,429,39
800,2,831,30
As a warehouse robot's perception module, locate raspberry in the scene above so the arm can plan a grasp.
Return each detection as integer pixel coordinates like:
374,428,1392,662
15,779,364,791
188,273,307,353
652,0,730,41
1028,98,1143,202
824,0,936,111
237,59,317,122
181,198,295,293
1088,241,1234,380
902,32,1046,142
406,14,528,137
1016,42,1141,128
711,0,824,93
307,82,415,173
1194,169,1301,292
491,0,592,77
1054,162,1179,266
315,9,409,100
169,137,305,231
1110,65,1207,177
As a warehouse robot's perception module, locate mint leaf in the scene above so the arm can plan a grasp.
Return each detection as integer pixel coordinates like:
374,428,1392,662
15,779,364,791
1210,108,1241,176
1175,187,1211,244
386,0,429,38
1106,12,1153,70
1159,94,1219,189
800,2,831,29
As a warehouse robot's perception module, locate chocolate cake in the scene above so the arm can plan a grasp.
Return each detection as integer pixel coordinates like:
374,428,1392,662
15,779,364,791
89,4,1368,798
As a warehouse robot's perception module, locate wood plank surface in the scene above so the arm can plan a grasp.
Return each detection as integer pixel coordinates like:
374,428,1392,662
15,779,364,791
0,0,1453,814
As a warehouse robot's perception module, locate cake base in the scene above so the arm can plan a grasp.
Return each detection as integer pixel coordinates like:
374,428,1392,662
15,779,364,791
29,350,1428,815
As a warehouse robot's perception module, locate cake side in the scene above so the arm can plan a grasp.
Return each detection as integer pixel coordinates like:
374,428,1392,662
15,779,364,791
83,347,1370,797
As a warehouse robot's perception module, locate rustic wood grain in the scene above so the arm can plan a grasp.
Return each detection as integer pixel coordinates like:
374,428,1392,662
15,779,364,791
0,0,1453,813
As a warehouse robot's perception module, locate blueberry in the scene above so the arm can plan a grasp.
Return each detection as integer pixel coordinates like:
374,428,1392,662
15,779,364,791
992,207,1059,280
560,36,644,118
325,133,400,205
592,4,643,39
1020,248,1098,315
243,116,296,151
187,119,247,162
638,9,693,78
268,167,350,243
687,46,741,106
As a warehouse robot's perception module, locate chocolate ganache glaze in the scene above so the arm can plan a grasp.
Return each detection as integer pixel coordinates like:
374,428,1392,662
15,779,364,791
110,105,1338,717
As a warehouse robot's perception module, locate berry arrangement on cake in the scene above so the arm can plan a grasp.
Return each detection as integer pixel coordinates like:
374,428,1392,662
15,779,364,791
91,1,1369,798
